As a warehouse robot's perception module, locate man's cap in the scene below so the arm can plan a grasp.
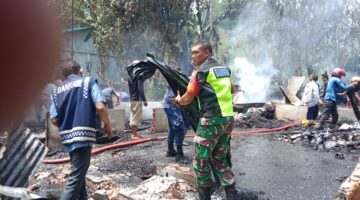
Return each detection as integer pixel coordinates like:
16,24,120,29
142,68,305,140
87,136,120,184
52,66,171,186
351,76,360,83
321,71,329,78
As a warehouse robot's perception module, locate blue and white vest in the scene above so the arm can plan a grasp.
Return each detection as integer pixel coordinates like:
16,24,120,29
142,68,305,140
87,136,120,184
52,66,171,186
52,75,97,145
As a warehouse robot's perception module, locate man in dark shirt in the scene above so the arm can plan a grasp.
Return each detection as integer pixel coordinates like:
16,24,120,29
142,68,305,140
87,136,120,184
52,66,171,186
101,86,120,109
347,77,360,121
320,71,329,102
128,77,147,140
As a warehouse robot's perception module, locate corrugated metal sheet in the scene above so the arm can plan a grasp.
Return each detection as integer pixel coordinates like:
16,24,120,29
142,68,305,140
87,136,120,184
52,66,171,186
0,126,47,189
280,86,301,104
286,76,305,96
280,76,305,105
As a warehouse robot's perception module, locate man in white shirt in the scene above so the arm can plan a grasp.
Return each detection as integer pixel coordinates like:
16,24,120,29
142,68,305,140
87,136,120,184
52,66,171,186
302,74,320,120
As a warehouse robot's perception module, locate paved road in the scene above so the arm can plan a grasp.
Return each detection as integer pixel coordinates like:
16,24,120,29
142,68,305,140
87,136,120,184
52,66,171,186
91,130,357,200
230,133,356,200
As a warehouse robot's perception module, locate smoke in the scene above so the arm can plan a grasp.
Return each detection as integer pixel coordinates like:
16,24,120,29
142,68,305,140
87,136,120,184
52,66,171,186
230,57,278,103
225,2,279,103
222,0,358,102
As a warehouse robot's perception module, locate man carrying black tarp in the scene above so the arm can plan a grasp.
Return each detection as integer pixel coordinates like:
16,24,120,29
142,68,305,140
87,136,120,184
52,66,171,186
127,61,149,140
347,76,360,122
172,41,238,200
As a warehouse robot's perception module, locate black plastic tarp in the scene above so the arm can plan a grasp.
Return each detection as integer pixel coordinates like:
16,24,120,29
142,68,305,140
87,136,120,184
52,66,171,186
347,85,360,121
127,53,200,131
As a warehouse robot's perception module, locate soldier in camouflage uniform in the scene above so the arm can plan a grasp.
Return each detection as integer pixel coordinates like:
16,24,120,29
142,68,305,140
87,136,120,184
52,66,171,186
172,41,238,200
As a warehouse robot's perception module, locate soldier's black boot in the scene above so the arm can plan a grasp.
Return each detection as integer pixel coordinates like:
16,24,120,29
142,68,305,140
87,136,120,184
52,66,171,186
175,146,188,164
225,184,238,200
166,143,177,157
198,186,211,200
175,146,184,161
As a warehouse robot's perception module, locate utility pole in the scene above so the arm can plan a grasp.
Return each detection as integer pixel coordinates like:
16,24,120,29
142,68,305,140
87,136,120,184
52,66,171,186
71,0,74,60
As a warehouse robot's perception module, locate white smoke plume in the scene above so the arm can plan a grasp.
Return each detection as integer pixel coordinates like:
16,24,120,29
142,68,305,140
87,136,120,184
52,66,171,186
230,57,278,103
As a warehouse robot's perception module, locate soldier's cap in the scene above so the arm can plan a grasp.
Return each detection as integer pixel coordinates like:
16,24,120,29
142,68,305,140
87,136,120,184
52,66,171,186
351,76,360,83
321,71,329,78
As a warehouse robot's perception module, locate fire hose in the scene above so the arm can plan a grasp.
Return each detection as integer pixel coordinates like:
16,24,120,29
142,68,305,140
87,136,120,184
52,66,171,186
42,123,298,164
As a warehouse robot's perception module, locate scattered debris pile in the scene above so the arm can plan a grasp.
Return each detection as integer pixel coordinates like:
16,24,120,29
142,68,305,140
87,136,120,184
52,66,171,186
119,175,196,199
234,103,290,129
156,164,196,185
275,123,360,155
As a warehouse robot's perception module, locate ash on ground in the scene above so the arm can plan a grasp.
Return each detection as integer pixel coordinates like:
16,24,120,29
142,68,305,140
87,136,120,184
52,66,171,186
94,154,155,177
275,123,360,157
234,103,291,129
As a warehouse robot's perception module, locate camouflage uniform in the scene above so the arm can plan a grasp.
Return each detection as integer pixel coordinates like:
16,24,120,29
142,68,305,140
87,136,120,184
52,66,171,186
186,58,235,190
193,117,235,187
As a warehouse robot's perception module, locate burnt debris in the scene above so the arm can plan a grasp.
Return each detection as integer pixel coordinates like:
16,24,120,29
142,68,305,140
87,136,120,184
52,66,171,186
234,103,290,129
275,124,360,155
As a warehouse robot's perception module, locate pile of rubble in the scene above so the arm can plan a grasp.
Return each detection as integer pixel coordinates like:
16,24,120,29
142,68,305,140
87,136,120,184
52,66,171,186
234,103,290,129
119,175,196,199
30,161,198,200
275,123,360,156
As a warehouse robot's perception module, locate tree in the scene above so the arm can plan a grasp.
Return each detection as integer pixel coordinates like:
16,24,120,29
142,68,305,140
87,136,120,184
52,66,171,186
56,0,250,99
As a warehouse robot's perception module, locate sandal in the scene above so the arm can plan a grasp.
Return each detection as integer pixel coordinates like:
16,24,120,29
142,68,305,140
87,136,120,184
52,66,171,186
131,135,143,140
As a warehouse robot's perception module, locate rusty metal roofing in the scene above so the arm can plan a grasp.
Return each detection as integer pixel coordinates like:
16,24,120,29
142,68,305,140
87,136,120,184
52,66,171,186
0,126,47,188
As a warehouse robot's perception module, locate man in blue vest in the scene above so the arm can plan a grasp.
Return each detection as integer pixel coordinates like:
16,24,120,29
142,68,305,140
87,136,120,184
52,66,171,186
50,60,112,200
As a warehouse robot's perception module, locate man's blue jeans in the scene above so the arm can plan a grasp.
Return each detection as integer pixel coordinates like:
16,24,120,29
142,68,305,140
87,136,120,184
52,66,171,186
306,104,319,120
164,103,189,147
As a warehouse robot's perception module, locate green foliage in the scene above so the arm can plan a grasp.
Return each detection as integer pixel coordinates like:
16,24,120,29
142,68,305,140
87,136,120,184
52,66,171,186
56,0,360,94
56,0,250,100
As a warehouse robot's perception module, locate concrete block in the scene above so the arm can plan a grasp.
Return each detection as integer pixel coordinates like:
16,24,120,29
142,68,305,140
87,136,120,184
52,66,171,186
107,109,125,133
275,103,358,122
115,103,130,119
275,104,308,121
338,107,359,122
156,164,196,186
115,102,163,120
150,108,168,133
